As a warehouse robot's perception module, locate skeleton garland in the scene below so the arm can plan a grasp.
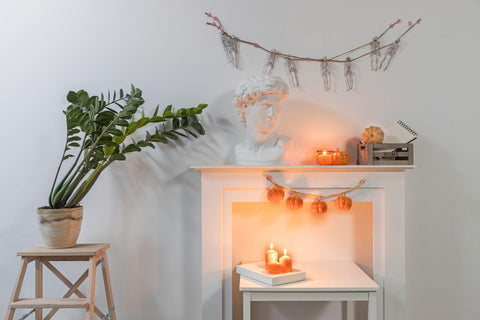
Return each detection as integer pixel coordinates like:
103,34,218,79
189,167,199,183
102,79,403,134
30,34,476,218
206,13,421,91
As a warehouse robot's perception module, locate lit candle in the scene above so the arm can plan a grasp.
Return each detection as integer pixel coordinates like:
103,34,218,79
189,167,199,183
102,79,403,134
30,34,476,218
279,248,292,273
265,243,278,267
266,261,284,274
317,150,333,165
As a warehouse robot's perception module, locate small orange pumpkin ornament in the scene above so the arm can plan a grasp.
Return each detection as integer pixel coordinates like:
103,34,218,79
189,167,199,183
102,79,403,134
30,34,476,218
267,187,285,202
286,195,303,209
362,126,384,144
334,194,353,211
311,200,328,214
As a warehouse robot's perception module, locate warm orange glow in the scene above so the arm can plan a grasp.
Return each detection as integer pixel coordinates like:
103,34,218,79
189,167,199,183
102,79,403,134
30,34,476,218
265,243,278,267
279,248,292,272
317,150,333,165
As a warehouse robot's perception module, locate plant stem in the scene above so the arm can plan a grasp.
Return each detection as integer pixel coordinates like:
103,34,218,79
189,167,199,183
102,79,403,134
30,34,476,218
48,118,70,207
66,160,114,207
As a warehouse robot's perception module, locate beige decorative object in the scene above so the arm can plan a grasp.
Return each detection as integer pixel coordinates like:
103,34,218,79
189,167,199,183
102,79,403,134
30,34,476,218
37,206,83,248
362,126,385,144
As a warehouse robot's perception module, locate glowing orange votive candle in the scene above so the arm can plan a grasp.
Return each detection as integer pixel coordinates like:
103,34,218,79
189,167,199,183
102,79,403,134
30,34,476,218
279,248,292,273
266,261,284,274
265,243,278,266
317,150,333,165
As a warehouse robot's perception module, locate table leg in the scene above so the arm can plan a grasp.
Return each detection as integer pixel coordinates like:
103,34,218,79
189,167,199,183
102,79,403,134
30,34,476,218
346,301,354,320
368,292,377,320
243,292,251,320
35,259,43,320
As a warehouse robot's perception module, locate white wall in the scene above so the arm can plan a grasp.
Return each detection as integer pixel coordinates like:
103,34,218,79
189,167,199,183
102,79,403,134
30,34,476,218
0,0,479,319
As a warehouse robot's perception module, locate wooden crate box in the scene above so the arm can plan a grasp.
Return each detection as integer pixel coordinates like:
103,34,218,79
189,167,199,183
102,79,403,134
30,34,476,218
358,143,413,165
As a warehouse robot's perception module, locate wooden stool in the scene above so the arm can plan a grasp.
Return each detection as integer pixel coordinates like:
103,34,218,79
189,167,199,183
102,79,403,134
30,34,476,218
5,243,116,320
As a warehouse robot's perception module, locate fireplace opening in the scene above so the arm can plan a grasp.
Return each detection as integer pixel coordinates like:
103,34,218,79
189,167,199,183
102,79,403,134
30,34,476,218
231,201,374,320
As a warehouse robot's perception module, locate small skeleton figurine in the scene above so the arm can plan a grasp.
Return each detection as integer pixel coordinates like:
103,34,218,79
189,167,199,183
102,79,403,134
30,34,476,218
344,57,354,91
263,50,277,75
379,39,400,71
285,58,299,87
321,57,331,91
221,32,240,69
370,37,381,71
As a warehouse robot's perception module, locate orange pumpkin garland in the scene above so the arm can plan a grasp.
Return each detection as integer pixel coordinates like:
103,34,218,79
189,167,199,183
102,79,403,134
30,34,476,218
334,195,353,211
267,187,285,202
311,200,328,214
286,195,303,209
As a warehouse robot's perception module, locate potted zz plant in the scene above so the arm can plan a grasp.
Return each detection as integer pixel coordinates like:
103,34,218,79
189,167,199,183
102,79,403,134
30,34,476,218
39,85,207,248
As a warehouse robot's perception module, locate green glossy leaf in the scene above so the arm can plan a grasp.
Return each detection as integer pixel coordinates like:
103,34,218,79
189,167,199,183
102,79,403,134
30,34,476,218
67,91,77,104
68,142,80,147
104,141,119,148
123,143,141,153
108,128,124,136
150,116,166,122
162,131,178,140
125,122,138,136
67,136,82,142
114,119,129,126
110,153,126,161
192,123,205,135
172,118,180,129
136,117,150,128
63,154,74,160
149,133,168,144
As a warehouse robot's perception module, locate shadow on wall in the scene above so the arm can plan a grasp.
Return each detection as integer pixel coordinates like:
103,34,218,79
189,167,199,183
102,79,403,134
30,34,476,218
278,99,361,165
101,91,240,318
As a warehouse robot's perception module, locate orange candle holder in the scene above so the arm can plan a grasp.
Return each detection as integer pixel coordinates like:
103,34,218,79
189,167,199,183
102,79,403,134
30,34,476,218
332,148,350,165
317,150,333,165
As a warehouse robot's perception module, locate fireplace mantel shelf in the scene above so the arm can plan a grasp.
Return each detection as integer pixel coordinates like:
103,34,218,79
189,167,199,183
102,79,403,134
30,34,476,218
193,165,414,173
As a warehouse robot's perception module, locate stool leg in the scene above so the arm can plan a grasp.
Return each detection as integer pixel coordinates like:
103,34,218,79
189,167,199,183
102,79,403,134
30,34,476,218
101,254,116,320
5,257,29,320
86,257,97,320
345,301,354,320
368,292,377,320
35,259,43,320
243,292,251,320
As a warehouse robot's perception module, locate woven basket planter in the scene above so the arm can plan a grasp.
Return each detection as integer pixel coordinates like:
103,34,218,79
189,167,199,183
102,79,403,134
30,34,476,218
37,206,83,248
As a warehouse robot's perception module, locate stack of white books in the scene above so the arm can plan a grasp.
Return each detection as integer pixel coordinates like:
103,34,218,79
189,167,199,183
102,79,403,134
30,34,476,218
236,262,306,286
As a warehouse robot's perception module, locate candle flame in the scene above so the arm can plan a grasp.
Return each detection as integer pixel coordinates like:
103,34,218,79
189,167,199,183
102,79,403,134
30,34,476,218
270,243,273,250
323,150,327,155
284,248,287,255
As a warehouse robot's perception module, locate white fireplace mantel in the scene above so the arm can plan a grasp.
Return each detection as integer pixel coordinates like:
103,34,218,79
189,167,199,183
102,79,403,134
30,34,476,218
193,165,413,320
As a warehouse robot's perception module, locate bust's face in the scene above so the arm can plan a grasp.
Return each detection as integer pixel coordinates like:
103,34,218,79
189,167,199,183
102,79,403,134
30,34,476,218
245,94,284,134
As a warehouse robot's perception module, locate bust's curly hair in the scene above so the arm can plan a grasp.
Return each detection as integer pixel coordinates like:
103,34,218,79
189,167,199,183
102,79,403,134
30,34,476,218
233,75,289,124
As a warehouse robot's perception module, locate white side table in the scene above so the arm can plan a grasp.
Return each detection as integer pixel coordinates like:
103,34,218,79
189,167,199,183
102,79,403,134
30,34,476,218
240,261,380,320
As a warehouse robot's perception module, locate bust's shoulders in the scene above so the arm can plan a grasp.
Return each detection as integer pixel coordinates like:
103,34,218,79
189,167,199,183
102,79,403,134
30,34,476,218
276,135,292,146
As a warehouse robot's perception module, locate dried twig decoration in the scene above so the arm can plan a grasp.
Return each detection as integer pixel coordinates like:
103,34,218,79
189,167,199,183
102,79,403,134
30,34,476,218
344,57,354,91
285,58,299,87
263,50,277,75
321,57,331,91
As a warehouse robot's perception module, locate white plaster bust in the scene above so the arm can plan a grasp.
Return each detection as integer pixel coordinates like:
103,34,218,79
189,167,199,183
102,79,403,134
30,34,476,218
233,75,291,165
